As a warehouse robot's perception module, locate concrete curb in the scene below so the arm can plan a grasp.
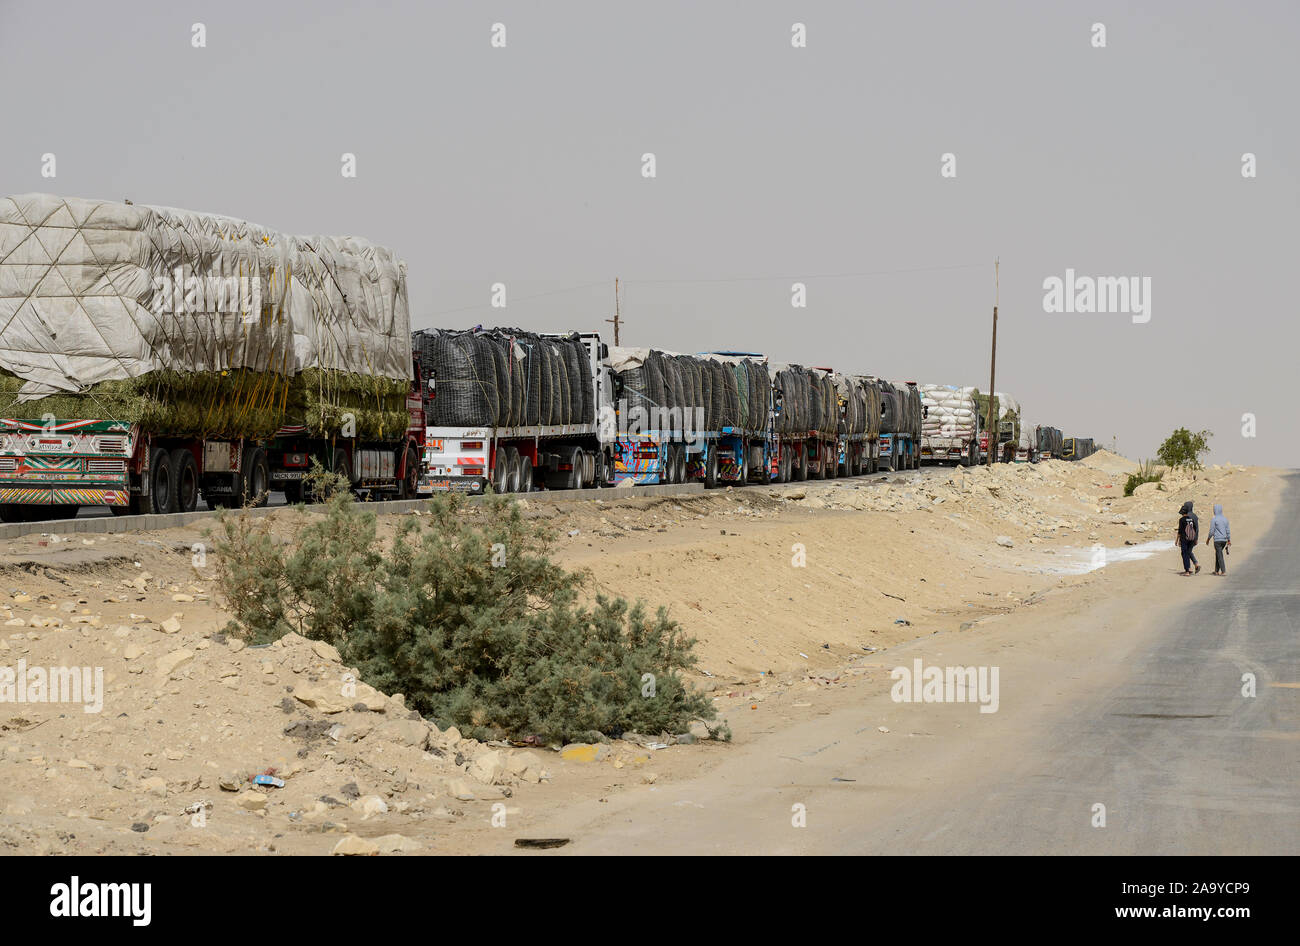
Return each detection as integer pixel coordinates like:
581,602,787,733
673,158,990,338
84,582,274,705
0,482,707,540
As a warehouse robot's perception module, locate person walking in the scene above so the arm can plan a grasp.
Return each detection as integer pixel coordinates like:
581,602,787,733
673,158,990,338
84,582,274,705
1176,501,1200,575
1206,503,1231,575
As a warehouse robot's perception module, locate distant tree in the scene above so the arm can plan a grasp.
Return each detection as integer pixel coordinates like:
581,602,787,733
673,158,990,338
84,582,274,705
1157,427,1212,470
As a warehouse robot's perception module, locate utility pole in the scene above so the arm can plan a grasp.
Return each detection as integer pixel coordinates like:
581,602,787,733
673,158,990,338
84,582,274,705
986,259,999,468
605,277,622,346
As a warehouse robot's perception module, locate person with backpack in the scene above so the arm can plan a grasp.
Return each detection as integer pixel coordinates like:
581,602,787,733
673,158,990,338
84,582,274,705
1205,503,1231,575
1176,501,1200,575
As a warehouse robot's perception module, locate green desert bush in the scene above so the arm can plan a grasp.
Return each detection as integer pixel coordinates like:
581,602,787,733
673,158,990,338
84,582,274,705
211,491,716,743
1124,459,1165,496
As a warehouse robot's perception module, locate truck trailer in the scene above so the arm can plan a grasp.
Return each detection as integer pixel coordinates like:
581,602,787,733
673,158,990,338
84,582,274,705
0,194,422,521
919,384,981,466
418,330,612,493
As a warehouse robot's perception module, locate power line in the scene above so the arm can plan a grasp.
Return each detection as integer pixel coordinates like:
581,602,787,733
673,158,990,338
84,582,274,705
424,281,606,318
622,262,988,286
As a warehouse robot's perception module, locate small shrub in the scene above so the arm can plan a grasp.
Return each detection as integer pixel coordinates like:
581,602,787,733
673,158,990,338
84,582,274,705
1124,459,1164,497
300,457,351,503
212,491,716,742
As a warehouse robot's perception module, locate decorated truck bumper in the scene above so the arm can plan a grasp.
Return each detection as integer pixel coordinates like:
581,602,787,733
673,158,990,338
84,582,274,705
0,419,132,507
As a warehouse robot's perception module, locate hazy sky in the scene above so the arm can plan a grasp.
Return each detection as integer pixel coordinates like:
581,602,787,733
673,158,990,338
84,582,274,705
2,0,1296,464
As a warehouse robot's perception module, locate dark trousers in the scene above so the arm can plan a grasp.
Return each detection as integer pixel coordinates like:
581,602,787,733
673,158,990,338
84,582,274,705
1214,541,1227,573
1180,540,1198,572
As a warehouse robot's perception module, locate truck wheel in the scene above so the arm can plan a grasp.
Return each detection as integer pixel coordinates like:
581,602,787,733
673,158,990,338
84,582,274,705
660,445,675,485
501,447,520,493
146,447,176,514
573,447,588,490
397,445,419,499
283,481,304,505
795,448,808,481
676,445,689,483
170,448,199,513
493,448,509,493
517,454,533,492
596,449,614,488
704,448,719,488
238,447,270,508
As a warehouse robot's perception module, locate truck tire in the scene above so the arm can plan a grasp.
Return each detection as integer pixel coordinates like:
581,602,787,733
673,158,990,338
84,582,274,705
560,446,582,490
493,447,509,493
676,445,689,483
283,480,304,505
596,449,615,488
170,448,199,513
704,447,719,488
145,447,176,514
501,447,520,493
795,447,808,481
397,445,419,499
238,447,270,508
517,454,533,492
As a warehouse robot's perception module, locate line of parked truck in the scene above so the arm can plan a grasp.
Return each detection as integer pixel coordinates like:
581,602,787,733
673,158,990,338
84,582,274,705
414,326,1098,495
0,195,1101,519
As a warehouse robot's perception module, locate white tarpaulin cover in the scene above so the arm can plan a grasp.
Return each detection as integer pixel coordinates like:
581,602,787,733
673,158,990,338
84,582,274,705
920,383,978,438
0,193,410,399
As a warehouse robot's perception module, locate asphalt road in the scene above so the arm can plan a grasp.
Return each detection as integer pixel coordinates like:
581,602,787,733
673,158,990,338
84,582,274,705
516,472,1298,855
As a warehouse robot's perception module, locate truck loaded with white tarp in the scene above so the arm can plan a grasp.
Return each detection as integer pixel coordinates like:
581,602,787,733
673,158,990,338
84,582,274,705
0,194,424,519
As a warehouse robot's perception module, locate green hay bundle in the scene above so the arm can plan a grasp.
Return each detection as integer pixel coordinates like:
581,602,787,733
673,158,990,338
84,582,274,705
1,367,412,440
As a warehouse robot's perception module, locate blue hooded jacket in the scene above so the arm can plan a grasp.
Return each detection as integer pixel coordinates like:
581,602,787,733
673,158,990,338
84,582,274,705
1209,504,1231,542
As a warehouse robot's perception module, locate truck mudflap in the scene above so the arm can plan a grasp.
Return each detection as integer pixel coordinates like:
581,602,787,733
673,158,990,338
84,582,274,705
420,475,486,495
